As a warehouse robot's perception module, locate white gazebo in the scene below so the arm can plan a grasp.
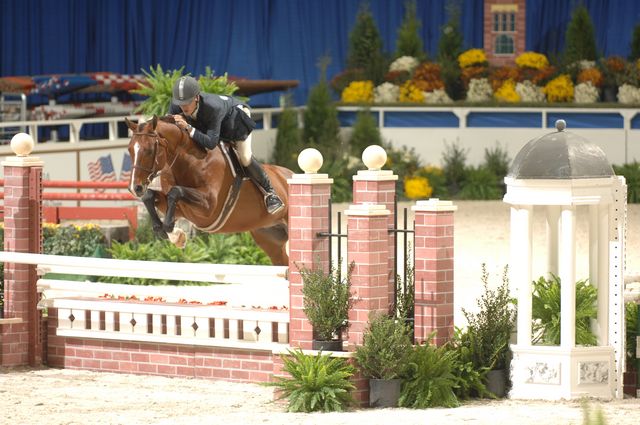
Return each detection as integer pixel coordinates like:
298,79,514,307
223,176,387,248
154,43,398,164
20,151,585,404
505,120,626,400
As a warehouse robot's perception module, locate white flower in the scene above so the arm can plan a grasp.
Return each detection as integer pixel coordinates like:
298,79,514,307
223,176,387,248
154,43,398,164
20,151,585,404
389,56,419,73
515,80,546,103
424,89,452,104
574,82,599,103
466,78,493,102
618,84,640,104
571,60,596,70
374,82,400,103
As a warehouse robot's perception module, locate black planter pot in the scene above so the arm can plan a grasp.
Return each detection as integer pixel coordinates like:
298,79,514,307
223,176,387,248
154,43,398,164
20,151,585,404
369,378,402,408
486,369,507,398
311,339,343,352
601,85,618,103
623,371,638,397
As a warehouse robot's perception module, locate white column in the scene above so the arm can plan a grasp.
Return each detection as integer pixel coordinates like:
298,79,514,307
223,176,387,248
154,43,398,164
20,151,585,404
546,205,560,276
559,206,576,348
511,205,533,346
596,203,610,345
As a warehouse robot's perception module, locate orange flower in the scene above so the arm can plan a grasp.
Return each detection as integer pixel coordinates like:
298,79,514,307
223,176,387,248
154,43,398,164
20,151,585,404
577,68,603,88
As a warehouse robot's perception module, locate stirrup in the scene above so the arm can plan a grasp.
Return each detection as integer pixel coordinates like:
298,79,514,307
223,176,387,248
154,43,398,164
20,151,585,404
265,193,284,215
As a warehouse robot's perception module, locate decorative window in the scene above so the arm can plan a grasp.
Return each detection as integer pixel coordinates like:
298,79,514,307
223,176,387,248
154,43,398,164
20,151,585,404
495,34,515,54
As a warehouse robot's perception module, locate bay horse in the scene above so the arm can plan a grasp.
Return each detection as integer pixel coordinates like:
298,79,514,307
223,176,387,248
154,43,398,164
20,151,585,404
124,116,292,266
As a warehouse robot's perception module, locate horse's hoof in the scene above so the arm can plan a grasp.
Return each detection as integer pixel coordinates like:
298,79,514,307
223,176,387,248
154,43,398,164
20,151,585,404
168,228,187,248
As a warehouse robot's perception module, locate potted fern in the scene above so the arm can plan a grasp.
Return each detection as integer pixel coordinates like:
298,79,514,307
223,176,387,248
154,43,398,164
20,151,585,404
132,65,241,117
298,262,356,351
267,349,355,412
355,312,413,407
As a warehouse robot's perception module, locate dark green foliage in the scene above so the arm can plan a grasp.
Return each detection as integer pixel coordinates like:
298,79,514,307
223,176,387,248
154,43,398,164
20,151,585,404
134,215,156,244
43,225,106,257
437,2,464,64
384,141,422,197
631,24,640,61
461,265,515,371
457,166,502,200
613,162,640,203
531,274,598,346
441,140,468,196
395,260,415,324
303,58,342,164
448,327,492,400
347,2,386,84
348,109,382,157
396,0,425,60
273,101,302,171
625,302,638,369
298,262,355,341
267,349,356,412
101,233,270,285
399,339,460,408
355,312,413,380
484,143,511,179
564,5,598,63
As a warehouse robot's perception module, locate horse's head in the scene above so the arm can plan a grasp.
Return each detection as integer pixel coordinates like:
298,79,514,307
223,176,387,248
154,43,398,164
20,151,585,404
125,116,168,197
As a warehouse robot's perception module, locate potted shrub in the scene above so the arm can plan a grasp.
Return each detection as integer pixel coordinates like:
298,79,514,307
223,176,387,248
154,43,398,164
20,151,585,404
267,349,356,412
461,264,515,398
355,312,413,407
298,262,355,351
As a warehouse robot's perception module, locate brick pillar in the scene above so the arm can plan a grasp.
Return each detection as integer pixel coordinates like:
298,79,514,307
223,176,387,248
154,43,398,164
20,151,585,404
287,171,333,350
412,199,457,347
1,145,44,366
345,204,390,347
352,169,398,312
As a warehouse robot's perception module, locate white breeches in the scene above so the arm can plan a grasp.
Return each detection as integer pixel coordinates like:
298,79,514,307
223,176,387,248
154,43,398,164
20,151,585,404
235,105,253,167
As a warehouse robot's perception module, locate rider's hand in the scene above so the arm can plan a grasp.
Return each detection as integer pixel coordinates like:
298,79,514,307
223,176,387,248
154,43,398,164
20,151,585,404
173,115,189,131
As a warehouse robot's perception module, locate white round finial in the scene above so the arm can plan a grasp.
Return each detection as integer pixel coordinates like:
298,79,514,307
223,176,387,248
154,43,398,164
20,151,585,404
10,132,34,156
362,145,387,171
555,119,566,132
297,148,323,173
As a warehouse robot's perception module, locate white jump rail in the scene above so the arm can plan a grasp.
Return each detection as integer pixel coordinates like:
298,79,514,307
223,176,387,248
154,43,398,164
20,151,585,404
0,251,290,350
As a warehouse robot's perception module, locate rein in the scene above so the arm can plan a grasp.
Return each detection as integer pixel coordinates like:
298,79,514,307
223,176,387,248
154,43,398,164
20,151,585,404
132,130,182,183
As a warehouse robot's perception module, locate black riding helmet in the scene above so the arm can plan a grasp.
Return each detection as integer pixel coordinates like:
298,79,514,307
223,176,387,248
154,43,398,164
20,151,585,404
172,76,201,106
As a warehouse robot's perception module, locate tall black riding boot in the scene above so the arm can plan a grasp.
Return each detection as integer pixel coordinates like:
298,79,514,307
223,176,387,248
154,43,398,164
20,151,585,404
245,158,284,214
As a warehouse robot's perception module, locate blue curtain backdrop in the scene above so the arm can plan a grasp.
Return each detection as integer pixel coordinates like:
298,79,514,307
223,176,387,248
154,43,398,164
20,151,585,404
1,0,638,106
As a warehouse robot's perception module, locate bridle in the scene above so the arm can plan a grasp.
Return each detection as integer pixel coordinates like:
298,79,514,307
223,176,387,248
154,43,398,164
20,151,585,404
131,131,181,185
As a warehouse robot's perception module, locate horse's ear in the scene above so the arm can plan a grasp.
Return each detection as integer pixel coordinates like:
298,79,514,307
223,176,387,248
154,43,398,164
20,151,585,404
151,115,158,130
124,117,137,132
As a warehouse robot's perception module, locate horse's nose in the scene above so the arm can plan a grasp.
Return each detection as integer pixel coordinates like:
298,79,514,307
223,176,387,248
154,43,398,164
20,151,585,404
134,184,145,197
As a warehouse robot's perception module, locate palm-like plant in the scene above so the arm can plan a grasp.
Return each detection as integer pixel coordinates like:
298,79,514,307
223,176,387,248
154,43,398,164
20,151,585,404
267,349,356,412
531,274,598,346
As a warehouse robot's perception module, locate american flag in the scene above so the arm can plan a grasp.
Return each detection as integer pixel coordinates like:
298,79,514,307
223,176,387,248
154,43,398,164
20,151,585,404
88,154,116,192
120,153,132,182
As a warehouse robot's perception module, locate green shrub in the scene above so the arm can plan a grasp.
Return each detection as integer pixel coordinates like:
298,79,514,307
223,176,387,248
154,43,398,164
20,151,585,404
564,5,598,64
461,265,515,371
441,140,468,196
267,349,356,412
625,302,638,369
458,166,502,200
347,2,386,85
42,224,107,257
612,162,640,203
395,259,415,324
399,338,459,408
355,312,413,380
298,262,355,341
630,24,640,61
348,108,382,157
531,274,598,346
272,99,302,171
448,327,492,400
395,0,425,60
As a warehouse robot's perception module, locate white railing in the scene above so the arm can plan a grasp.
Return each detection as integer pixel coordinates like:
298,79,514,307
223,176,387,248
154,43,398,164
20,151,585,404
0,251,290,350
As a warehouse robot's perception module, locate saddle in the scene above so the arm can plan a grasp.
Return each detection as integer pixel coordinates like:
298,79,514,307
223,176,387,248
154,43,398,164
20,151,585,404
194,142,248,232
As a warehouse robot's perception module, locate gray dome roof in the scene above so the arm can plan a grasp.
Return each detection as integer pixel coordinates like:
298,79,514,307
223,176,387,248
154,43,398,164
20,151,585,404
507,120,614,179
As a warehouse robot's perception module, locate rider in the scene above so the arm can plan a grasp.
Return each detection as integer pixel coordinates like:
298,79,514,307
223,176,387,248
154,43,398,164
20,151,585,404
170,75,284,215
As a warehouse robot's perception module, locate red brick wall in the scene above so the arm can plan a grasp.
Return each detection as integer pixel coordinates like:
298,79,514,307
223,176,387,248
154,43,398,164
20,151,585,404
483,0,526,67
46,311,275,383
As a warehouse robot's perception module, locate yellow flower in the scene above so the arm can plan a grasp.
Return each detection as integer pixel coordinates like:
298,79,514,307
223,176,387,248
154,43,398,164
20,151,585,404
494,79,521,103
399,81,425,103
404,176,433,199
458,49,487,69
543,75,574,103
341,80,374,103
515,52,549,70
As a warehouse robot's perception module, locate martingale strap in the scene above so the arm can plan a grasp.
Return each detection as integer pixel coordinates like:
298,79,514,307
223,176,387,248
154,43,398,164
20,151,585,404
195,142,247,233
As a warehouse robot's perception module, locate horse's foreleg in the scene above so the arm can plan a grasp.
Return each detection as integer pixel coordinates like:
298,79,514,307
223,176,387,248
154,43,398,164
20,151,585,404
141,189,168,239
163,186,209,233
